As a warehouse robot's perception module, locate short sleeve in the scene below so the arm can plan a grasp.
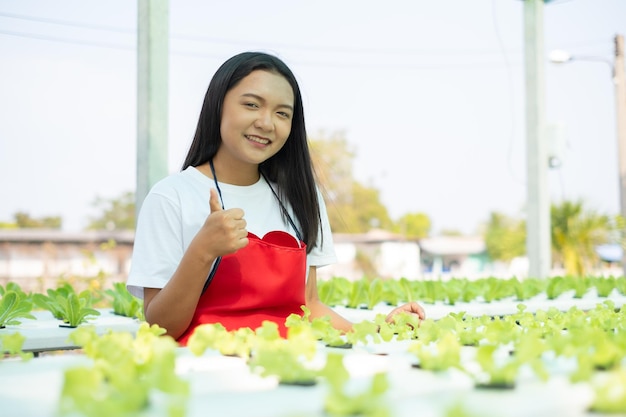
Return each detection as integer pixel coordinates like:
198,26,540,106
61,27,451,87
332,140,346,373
126,190,185,299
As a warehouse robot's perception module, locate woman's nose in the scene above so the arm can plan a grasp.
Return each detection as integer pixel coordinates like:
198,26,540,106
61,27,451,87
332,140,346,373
254,110,274,131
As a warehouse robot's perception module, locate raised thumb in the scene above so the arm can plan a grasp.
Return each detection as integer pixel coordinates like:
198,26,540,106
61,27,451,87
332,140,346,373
209,188,222,213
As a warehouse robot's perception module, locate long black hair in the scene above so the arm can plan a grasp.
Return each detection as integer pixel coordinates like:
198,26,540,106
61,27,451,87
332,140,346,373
182,52,321,253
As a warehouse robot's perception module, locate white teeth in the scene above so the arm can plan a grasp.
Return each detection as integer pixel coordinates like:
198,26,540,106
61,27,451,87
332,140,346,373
246,135,269,145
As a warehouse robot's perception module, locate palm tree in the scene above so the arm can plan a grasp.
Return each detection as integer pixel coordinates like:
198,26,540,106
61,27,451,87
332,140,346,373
550,200,612,276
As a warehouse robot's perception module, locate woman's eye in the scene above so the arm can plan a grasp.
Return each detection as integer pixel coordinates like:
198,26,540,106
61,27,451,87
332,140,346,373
245,102,259,108
277,111,291,119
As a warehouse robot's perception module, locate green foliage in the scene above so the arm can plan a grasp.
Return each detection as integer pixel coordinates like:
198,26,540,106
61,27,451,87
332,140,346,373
310,134,392,233
249,321,320,385
393,212,431,239
409,332,462,372
473,344,519,388
346,320,380,346
483,200,616,274
0,332,34,360
60,323,188,417
366,278,385,309
483,211,526,262
86,191,136,231
0,290,35,328
318,275,622,310
12,211,62,228
104,282,143,320
32,283,100,327
551,200,613,276
346,278,368,308
188,322,255,358
589,368,626,413
321,353,391,417
318,276,351,306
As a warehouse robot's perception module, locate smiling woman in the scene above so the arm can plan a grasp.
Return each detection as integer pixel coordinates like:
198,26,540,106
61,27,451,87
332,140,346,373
125,51,426,345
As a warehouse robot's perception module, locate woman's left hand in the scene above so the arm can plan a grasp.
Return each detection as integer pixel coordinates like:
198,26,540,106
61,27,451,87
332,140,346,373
385,301,426,324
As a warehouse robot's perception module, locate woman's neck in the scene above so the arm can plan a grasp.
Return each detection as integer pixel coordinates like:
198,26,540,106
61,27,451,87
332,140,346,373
198,158,260,186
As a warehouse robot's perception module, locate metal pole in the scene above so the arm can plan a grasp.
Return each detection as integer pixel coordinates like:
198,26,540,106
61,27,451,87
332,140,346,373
523,0,551,279
137,0,169,219
613,34,626,275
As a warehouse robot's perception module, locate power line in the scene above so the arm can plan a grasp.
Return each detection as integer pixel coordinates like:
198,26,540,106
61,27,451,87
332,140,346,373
1,10,525,58
0,29,135,51
0,11,134,34
0,28,524,71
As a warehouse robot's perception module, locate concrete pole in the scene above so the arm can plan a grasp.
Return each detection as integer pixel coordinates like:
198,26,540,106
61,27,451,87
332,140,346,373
136,0,169,218
614,34,626,275
523,0,551,279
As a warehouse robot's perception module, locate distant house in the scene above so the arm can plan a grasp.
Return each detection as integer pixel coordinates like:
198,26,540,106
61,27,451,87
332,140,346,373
318,229,421,281
596,243,623,264
0,229,133,291
418,235,489,279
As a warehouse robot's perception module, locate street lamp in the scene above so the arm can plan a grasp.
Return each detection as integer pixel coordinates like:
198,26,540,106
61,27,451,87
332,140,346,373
549,34,626,276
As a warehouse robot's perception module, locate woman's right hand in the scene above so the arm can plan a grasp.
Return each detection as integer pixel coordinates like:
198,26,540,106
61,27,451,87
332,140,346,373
195,188,249,260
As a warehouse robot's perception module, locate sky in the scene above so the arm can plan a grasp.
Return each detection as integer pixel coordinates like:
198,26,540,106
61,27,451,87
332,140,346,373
0,0,624,235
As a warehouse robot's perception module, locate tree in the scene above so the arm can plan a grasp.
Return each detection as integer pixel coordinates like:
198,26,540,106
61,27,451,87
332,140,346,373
86,191,135,231
394,212,431,240
483,212,526,262
551,200,612,276
483,201,617,276
9,212,62,229
310,132,392,233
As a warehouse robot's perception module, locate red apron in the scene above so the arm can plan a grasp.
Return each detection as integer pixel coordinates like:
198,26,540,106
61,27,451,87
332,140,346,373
177,230,307,345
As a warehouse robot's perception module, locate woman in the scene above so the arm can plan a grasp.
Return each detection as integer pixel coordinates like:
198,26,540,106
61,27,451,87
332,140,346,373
127,52,425,345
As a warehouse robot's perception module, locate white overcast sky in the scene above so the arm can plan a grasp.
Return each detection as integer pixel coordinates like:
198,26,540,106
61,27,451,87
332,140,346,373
0,0,625,234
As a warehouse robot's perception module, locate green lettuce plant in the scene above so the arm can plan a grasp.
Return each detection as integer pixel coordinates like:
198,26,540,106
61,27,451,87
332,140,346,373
320,353,391,417
409,333,462,372
286,307,348,348
0,332,33,360
592,276,617,297
220,318,321,385
589,368,626,414
366,278,385,309
32,284,100,327
346,278,369,309
472,344,519,389
103,282,143,319
187,322,255,358
248,322,320,386
546,276,568,300
345,320,380,346
60,323,188,417
0,290,35,328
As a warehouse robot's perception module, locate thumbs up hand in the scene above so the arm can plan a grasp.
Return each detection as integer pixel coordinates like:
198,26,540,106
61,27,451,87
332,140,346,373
209,187,224,214
195,188,249,260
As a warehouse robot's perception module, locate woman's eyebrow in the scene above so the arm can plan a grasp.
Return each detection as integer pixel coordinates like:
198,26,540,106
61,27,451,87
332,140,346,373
241,93,293,111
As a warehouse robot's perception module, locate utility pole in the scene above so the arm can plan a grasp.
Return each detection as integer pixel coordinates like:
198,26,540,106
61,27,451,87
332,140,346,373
136,0,169,219
523,0,551,279
614,34,626,274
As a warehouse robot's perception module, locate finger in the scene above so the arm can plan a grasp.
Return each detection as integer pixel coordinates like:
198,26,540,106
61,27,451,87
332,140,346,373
209,188,222,213
410,302,426,320
229,207,246,221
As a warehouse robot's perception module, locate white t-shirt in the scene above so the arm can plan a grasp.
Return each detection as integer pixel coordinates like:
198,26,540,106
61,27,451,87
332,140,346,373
127,167,337,298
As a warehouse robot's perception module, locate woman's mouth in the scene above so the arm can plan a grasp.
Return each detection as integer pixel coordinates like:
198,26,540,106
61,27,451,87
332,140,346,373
245,135,270,145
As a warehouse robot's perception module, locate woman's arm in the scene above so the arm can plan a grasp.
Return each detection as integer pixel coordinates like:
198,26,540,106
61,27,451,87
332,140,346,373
143,188,249,339
143,243,215,339
305,266,426,333
305,266,354,333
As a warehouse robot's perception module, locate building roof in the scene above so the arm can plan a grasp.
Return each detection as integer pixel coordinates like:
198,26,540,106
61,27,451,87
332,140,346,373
332,229,408,244
596,244,623,263
0,229,135,244
418,236,486,256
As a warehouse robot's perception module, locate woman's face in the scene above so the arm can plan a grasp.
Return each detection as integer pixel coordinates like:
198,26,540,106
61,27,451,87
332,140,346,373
218,69,294,170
